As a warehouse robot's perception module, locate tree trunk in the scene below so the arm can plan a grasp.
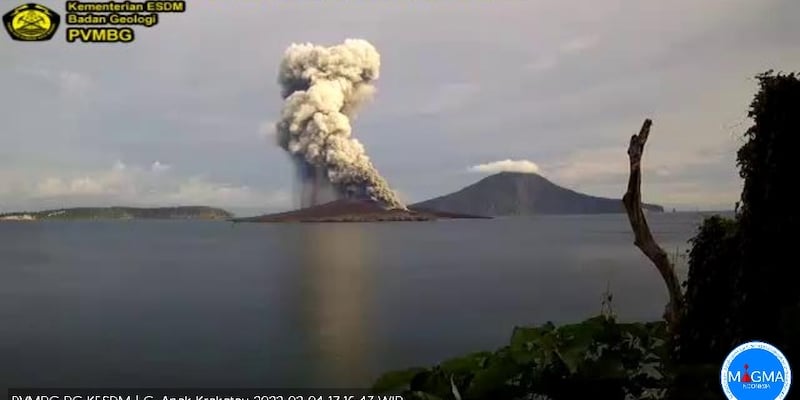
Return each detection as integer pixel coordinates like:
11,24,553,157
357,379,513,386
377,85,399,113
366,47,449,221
623,119,683,330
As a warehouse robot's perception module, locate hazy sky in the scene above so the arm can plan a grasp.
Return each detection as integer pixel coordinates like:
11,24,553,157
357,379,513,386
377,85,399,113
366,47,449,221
2,0,798,214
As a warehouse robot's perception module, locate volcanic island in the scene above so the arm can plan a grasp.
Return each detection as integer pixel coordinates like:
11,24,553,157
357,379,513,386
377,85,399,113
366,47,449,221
231,198,489,223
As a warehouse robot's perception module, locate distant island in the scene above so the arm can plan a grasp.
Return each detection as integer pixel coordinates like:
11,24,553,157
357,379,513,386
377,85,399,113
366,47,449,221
232,198,489,223
0,172,663,223
412,172,664,216
233,172,665,224
0,206,233,221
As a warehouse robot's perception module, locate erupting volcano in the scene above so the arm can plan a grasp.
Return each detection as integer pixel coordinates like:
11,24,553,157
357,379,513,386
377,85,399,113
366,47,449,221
275,39,405,209
233,39,488,223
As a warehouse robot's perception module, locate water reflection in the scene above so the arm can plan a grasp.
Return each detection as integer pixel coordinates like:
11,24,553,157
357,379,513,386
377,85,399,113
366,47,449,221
298,224,375,385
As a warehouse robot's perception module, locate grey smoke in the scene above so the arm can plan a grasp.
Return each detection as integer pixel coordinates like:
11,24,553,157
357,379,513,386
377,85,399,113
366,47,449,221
275,39,405,209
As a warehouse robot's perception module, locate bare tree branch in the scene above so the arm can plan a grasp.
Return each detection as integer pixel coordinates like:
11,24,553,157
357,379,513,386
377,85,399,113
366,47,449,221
623,119,683,330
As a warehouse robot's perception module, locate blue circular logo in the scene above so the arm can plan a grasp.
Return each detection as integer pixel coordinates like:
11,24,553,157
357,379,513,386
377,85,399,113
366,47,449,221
721,341,792,400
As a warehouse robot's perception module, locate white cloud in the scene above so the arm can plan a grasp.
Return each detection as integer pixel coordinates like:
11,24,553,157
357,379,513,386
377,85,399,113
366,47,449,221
547,148,627,185
652,181,741,210
525,54,559,72
160,177,290,208
524,34,600,73
469,159,541,174
35,161,135,198
560,35,600,54
539,145,740,209
22,68,94,98
25,161,288,209
545,145,731,187
37,177,104,197
150,161,171,173
57,71,93,96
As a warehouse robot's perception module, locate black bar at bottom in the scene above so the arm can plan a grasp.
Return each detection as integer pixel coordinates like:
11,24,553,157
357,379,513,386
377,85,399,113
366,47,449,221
8,389,404,400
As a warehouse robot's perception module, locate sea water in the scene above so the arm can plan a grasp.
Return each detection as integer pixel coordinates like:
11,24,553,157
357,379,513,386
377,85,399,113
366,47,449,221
0,212,716,391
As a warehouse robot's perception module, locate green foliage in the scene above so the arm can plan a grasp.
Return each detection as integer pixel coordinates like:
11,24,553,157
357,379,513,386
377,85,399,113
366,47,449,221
372,368,428,394
372,317,671,400
678,215,739,363
671,216,739,399
737,71,800,220
666,363,724,400
679,70,800,355
734,71,800,361
674,70,800,397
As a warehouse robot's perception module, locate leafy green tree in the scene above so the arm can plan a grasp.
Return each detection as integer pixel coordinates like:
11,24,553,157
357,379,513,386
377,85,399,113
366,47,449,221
679,216,740,362
674,71,800,398
734,71,800,360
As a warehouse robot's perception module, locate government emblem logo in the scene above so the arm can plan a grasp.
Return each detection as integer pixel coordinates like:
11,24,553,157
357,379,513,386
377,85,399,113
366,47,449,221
3,3,60,41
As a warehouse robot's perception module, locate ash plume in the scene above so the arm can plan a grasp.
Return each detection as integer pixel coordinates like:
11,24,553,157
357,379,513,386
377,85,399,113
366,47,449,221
275,39,405,209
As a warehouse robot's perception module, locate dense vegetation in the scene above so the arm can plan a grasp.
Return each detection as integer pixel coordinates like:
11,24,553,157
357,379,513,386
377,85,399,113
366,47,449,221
673,71,800,398
374,71,800,400
734,72,800,360
374,317,670,400
0,206,233,220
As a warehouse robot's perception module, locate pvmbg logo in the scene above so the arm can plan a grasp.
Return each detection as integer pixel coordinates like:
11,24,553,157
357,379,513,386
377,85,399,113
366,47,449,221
721,341,792,400
3,3,60,41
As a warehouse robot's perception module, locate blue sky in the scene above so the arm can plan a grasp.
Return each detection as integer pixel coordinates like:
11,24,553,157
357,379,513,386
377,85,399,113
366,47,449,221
1,0,798,214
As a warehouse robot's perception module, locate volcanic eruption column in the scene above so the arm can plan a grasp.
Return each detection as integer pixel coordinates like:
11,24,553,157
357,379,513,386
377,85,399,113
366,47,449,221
275,39,405,209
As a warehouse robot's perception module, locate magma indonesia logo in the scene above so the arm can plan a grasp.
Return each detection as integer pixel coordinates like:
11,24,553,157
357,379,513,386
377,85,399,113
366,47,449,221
3,3,60,41
721,341,792,400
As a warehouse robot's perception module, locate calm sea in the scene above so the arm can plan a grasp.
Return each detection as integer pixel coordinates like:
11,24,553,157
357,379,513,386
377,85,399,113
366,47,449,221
0,212,722,392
